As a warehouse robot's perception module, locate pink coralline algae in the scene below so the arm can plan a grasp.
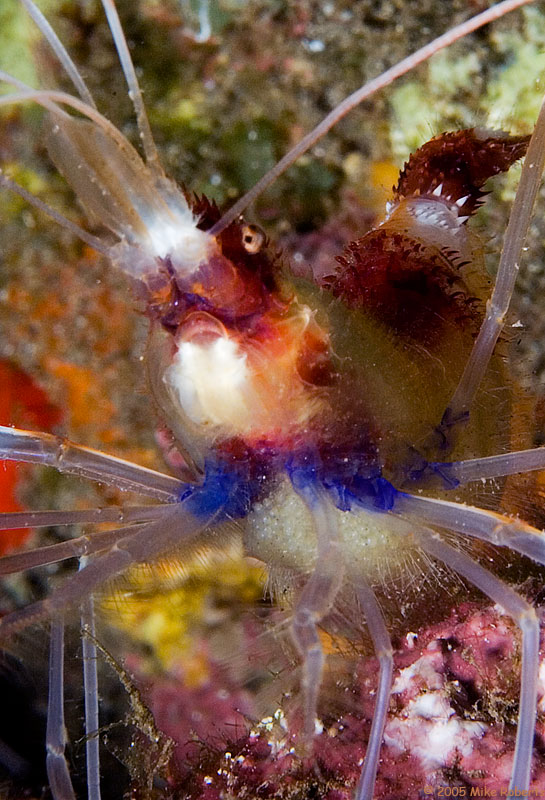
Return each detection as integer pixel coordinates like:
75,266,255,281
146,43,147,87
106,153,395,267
149,664,254,774
144,601,545,799
375,603,545,796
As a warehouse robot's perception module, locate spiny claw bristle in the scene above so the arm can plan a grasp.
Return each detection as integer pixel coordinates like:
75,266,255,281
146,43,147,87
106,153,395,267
394,129,531,217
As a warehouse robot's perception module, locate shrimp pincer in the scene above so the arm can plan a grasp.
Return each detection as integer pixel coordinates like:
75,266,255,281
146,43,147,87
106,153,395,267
1,0,545,798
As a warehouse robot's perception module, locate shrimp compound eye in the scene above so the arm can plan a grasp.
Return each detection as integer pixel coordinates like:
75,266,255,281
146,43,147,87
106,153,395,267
241,224,265,254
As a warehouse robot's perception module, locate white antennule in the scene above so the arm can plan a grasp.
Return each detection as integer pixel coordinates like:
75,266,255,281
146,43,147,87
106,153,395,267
19,0,97,108
0,77,213,278
208,0,534,236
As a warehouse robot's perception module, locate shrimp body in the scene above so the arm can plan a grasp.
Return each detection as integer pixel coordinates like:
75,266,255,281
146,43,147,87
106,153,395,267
131,129,529,531
51,114,525,605
1,1,545,798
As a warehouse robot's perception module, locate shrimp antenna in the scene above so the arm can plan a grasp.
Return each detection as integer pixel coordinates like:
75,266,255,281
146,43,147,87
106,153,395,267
209,0,533,236
0,72,160,256
18,0,97,109
18,0,160,171
99,0,162,172
0,69,70,116
0,171,111,256
0,75,152,163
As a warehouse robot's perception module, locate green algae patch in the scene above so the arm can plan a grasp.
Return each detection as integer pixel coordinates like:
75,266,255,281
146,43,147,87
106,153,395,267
389,50,483,160
484,7,545,132
0,0,62,86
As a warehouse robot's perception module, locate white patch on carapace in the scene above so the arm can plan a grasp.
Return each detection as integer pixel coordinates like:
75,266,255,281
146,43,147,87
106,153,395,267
102,206,215,279
151,213,212,266
142,175,217,272
165,335,252,430
383,195,469,261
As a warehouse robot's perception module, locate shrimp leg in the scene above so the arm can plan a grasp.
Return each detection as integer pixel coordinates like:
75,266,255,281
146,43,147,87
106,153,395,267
290,485,345,741
394,493,545,566
46,617,76,800
354,578,393,800
443,95,545,428
80,575,101,800
0,500,212,637
0,512,171,576
414,526,539,794
0,426,184,500
430,447,545,484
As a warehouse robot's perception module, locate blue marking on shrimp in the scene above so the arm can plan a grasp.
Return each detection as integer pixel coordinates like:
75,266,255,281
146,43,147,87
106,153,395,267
286,448,398,512
178,456,267,520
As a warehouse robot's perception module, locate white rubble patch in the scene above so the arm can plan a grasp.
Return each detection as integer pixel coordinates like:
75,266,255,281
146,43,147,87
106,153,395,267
386,649,486,770
537,659,545,713
391,651,444,696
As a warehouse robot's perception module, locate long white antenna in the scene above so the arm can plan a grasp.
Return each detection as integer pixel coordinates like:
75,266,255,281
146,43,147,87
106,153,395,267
19,0,96,108
209,0,533,235
99,0,162,172
0,172,111,256
444,94,545,425
0,78,149,165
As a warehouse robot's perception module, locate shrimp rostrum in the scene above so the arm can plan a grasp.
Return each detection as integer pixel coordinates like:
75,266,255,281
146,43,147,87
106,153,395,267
1,0,545,797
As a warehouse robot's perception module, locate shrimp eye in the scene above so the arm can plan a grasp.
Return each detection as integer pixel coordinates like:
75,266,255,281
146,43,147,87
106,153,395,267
241,224,265,254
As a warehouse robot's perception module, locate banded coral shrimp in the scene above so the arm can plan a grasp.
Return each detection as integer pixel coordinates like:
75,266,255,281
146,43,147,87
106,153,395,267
2,0,545,798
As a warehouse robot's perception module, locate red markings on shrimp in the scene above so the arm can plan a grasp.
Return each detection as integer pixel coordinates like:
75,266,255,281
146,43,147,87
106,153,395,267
327,130,530,343
1,2,545,800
